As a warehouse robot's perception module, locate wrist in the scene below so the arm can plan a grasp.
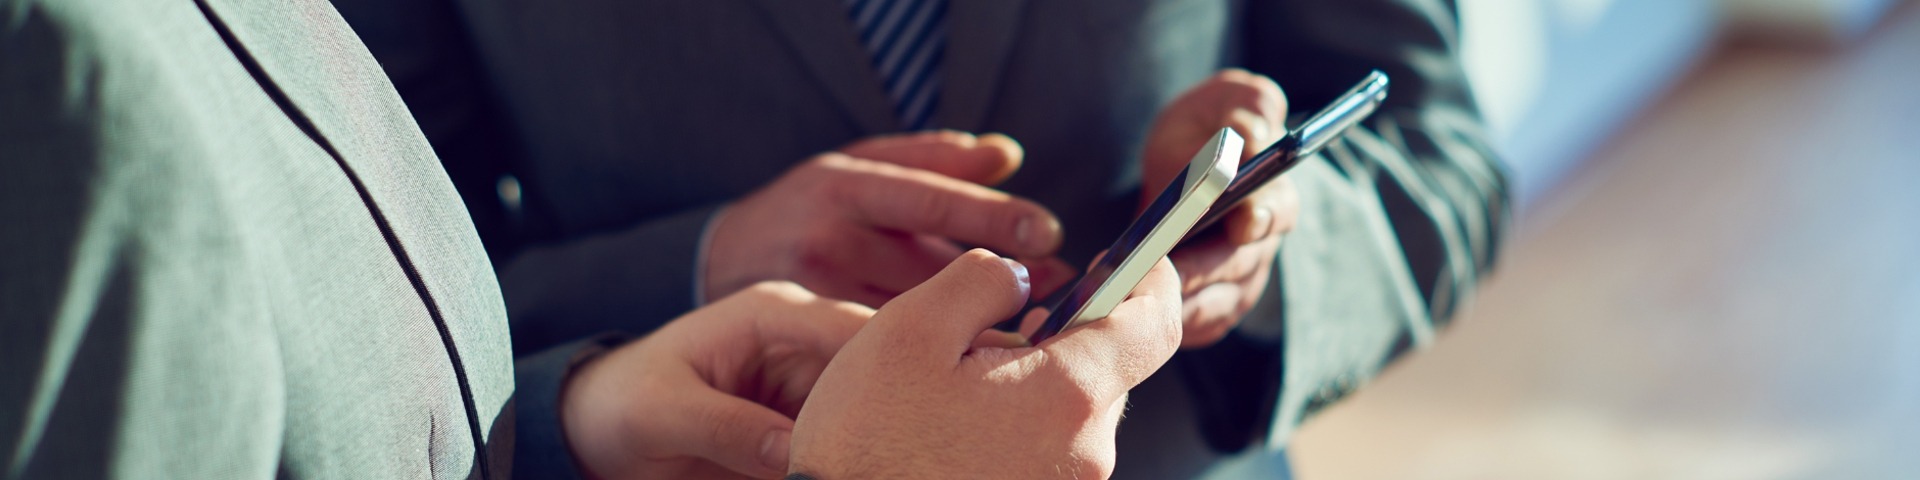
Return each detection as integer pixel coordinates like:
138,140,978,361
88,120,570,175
514,334,633,480
558,343,622,479
692,204,732,306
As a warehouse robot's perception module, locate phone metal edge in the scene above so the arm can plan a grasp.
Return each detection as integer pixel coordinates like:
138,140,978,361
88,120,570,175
1061,128,1243,330
1186,70,1390,239
1297,70,1388,157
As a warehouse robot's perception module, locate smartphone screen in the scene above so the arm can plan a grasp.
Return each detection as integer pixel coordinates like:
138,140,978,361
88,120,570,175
1025,168,1196,343
1007,71,1389,342
1020,130,1241,343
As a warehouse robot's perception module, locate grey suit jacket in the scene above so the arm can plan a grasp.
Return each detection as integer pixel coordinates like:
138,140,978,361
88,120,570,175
0,0,592,477
337,0,1508,477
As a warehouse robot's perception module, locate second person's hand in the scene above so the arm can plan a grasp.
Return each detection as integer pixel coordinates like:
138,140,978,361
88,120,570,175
562,281,872,479
703,131,1076,308
1139,69,1300,348
789,249,1184,479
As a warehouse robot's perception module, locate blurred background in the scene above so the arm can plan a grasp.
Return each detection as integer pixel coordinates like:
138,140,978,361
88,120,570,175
1285,0,1920,478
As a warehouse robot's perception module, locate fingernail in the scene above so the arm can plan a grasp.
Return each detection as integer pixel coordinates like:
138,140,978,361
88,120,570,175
1251,206,1274,239
1015,215,1060,253
1001,258,1031,299
1015,216,1032,249
1232,108,1273,147
1016,216,1055,252
760,430,791,472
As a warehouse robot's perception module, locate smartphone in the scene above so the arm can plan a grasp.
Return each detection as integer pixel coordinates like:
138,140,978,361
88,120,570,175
1021,129,1242,344
1014,71,1390,343
1184,70,1389,241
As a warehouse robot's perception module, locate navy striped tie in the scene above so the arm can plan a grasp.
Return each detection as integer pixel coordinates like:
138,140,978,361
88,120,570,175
846,0,947,131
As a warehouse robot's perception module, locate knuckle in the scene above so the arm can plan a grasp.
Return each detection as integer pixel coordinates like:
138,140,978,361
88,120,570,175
831,298,878,320
1130,297,1184,361
1212,68,1256,84
1071,456,1116,480
808,168,851,197
1249,72,1285,97
999,203,1034,241
923,129,975,146
697,407,751,447
1069,383,1108,418
956,250,1014,286
794,227,845,273
748,280,814,303
807,152,857,170
1189,316,1233,345
1037,358,1109,420
902,183,955,226
1212,70,1286,112
797,157,858,199
1157,311,1184,356
1215,68,1279,92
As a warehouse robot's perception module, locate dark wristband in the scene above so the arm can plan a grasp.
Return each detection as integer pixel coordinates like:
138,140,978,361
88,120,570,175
784,474,818,480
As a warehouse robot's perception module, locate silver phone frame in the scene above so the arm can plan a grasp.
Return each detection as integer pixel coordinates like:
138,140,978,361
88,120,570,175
1029,128,1242,342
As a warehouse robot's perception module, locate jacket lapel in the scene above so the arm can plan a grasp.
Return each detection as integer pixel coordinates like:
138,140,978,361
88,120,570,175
940,0,1029,132
747,0,900,135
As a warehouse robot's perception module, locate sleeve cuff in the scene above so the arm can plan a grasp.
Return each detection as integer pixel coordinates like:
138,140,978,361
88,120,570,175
513,333,636,480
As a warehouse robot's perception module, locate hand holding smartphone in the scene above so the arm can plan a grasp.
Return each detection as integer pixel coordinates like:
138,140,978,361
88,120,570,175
1023,129,1242,343
1018,70,1390,344
1184,70,1389,241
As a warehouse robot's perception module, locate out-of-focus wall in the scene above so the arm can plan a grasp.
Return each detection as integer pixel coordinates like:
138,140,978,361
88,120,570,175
1724,0,1901,40
1458,0,1720,206
1456,0,1900,207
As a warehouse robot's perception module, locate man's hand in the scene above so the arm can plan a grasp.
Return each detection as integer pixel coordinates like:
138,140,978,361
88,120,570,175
562,282,872,479
789,249,1184,479
1140,69,1300,348
704,132,1075,308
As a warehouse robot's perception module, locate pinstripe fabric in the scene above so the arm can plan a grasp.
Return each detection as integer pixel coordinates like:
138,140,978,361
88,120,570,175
846,0,946,130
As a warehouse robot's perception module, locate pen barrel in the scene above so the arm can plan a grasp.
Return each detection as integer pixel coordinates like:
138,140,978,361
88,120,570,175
1180,70,1388,242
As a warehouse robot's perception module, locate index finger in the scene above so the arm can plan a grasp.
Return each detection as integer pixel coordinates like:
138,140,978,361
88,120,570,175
1038,258,1183,398
838,131,1025,186
829,158,1063,258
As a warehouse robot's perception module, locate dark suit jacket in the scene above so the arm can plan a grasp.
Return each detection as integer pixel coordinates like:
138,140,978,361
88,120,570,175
0,0,601,477
335,0,1508,476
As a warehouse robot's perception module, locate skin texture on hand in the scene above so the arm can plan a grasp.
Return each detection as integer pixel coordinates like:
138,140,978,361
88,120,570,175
1139,69,1301,348
561,282,873,480
703,132,1075,308
789,249,1184,479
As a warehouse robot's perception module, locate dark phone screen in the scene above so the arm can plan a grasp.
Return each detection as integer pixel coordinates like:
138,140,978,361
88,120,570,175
1186,133,1304,242
997,72,1386,341
1015,168,1190,344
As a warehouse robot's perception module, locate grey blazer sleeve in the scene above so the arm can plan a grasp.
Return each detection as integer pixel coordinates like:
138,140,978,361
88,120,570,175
334,0,716,355
2,12,282,476
1179,0,1510,450
494,205,721,355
